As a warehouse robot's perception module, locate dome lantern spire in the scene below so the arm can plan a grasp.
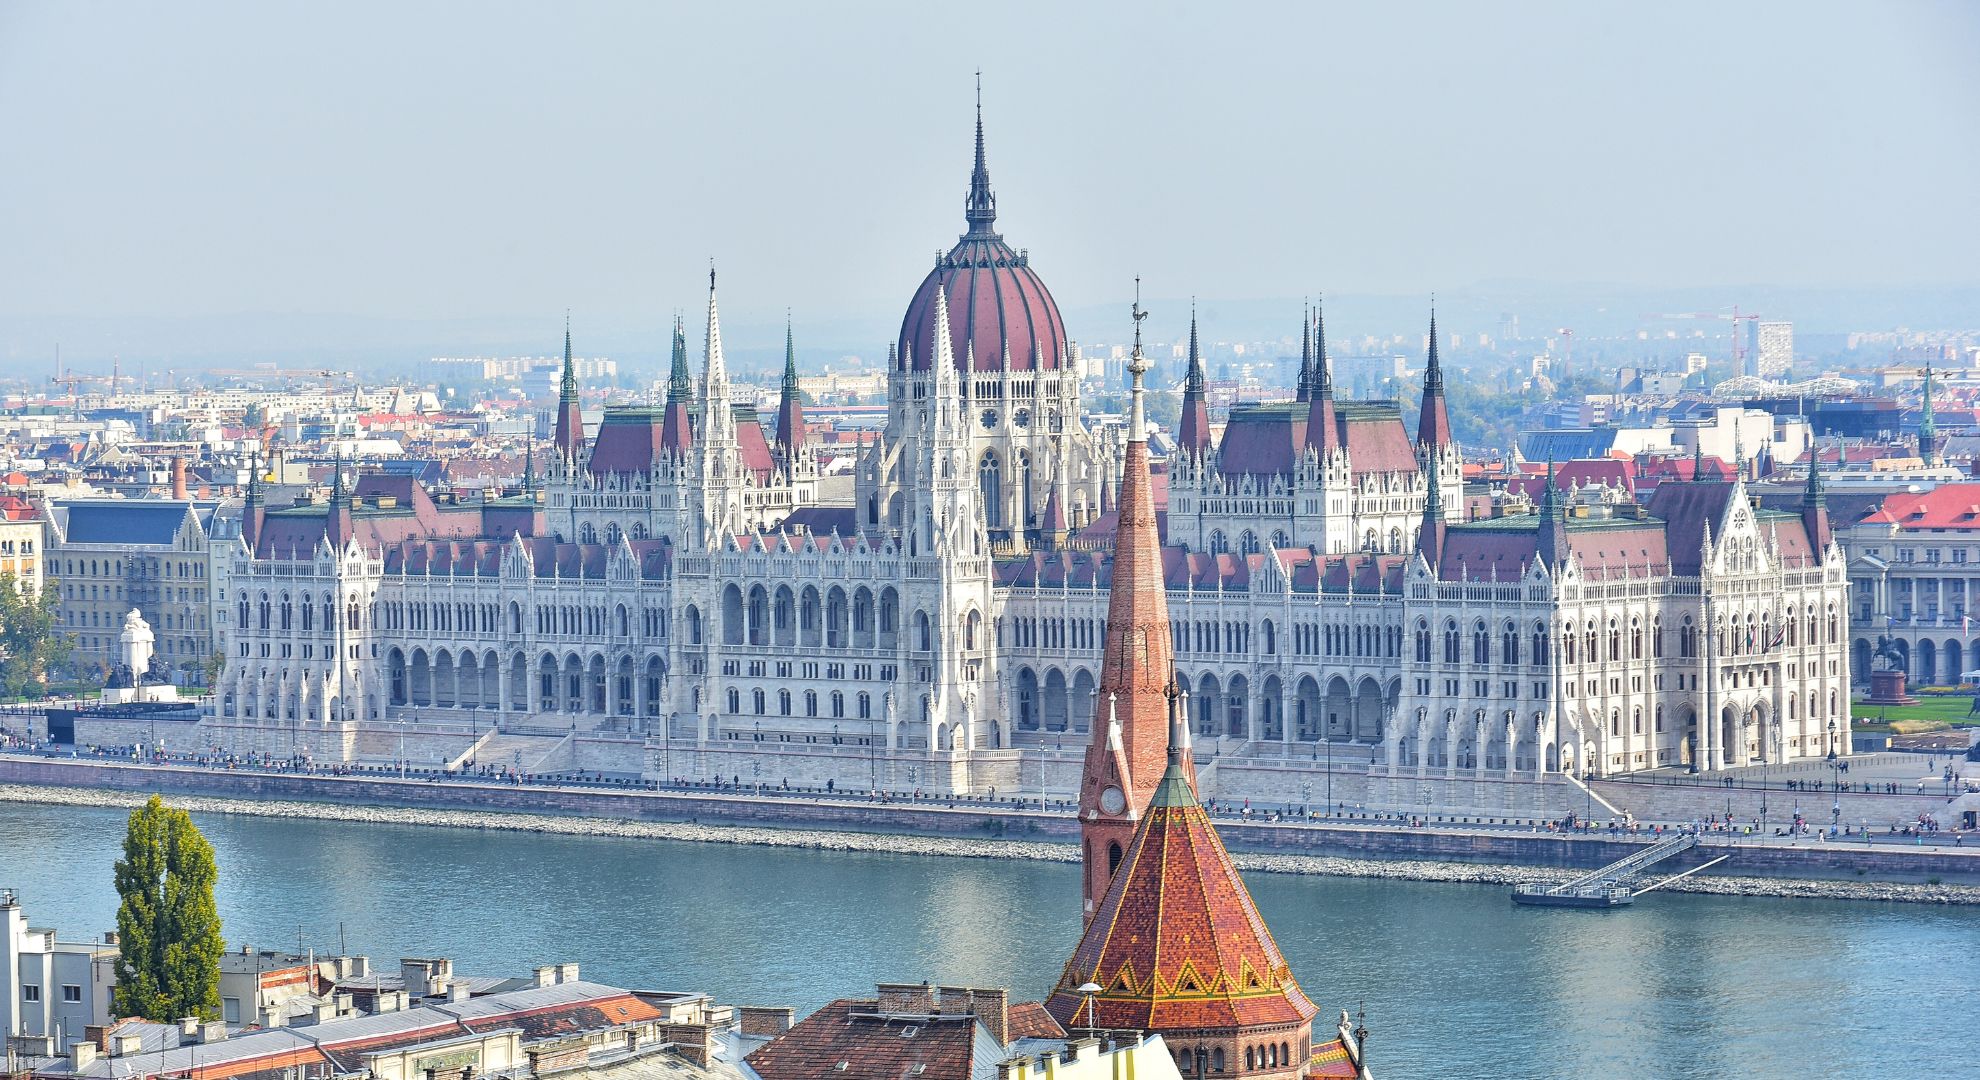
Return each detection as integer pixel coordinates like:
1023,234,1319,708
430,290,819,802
964,72,998,238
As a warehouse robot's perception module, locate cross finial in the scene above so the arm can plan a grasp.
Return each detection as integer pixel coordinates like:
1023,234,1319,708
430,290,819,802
709,260,716,291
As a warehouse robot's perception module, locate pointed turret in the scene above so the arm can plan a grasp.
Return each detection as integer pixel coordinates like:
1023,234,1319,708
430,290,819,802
1296,301,1313,403
1176,301,1211,457
701,268,734,447
660,315,694,453
552,313,584,462
1306,295,1340,452
242,451,265,554
1920,364,1939,465
1077,282,1186,921
1416,306,1453,449
1802,446,1832,561
325,452,354,550
774,316,807,458
1418,456,1447,571
1537,458,1568,572
964,74,998,239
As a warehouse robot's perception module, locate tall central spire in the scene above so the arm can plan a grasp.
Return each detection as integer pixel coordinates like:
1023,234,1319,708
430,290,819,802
964,73,998,238
1076,279,1184,921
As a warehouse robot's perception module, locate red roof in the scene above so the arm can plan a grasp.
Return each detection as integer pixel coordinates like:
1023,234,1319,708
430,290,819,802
1047,762,1319,1037
745,1001,985,1080
1861,483,1980,531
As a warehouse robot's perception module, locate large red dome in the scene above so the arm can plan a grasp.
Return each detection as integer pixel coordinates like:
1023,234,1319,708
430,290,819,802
897,109,1067,372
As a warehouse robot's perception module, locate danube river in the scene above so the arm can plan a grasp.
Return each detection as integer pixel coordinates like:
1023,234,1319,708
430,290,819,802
3,801,1975,1078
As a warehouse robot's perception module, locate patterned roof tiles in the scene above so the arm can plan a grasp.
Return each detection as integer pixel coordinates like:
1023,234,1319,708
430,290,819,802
1046,762,1318,1038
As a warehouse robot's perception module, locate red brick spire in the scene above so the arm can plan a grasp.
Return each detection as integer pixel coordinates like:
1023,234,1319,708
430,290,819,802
1077,283,1187,921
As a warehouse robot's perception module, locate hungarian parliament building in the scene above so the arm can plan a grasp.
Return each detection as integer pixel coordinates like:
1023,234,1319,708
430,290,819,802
208,111,1853,814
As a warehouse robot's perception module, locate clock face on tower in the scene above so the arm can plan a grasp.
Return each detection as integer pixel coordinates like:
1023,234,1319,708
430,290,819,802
1100,786,1126,815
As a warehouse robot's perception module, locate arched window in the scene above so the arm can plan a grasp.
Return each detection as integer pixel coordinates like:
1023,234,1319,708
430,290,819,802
1473,620,1489,665
978,452,1003,529
1415,620,1431,663
1630,618,1642,659
1443,620,1460,664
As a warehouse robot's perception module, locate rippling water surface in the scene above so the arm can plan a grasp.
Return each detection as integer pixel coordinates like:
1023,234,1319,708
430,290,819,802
3,800,1975,1079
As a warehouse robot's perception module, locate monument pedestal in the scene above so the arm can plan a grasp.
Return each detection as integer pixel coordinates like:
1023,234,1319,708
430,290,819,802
1865,668,1917,706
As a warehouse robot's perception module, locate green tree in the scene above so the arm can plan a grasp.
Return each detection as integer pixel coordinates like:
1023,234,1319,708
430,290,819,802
113,796,224,1020
0,572,71,699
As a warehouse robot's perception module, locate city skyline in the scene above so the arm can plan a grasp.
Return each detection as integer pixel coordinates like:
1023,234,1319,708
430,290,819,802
2,2,1978,373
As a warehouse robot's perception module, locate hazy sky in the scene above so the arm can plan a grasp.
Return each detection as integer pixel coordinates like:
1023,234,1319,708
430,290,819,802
1,1,1976,365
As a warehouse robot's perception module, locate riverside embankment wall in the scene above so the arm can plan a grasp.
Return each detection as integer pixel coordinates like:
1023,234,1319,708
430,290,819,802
6,755,1979,892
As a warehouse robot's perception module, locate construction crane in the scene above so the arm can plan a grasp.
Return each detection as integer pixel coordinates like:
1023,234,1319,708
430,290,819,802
1643,307,1762,377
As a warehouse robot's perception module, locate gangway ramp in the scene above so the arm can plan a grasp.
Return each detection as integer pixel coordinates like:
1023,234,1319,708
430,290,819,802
1512,833,1707,908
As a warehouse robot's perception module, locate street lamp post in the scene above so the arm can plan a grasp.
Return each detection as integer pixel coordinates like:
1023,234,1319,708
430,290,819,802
1827,717,1841,832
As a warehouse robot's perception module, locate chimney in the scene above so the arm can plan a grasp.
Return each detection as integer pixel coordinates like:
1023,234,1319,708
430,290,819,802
738,1007,795,1038
447,983,470,1004
533,966,556,988
333,993,354,1016
373,990,408,1014
875,983,936,1016
178,1017,202,1039
259,1006,285,1029
311,1001,337,1024
341,956,369,980
171,455,188,499
1000,1057,1032,1080
70,1043,98,1071
200,1021,228,1043
555,963,579,985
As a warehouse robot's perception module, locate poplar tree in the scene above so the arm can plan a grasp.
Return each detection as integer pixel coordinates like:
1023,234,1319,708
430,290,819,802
113,796,224,1020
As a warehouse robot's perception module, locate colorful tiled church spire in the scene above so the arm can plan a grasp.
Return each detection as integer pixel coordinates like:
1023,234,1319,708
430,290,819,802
1048,633,1365,1079
1076,281,1188,921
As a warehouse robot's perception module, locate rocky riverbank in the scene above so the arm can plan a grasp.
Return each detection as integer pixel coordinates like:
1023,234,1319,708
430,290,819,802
5,781,1976,907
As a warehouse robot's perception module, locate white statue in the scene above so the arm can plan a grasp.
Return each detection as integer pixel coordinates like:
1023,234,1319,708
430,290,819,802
119,608,154,684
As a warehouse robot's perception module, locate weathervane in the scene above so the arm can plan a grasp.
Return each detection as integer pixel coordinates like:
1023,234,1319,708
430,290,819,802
1129,276,1149,376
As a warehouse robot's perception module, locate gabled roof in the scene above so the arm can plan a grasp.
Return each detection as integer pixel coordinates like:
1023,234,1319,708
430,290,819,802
1859,483,1980,531
744,1000,1000,1080
57,500,203,546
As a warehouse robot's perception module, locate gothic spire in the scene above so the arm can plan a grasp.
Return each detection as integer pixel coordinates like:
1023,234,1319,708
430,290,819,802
1075,278,1186,920
1297,300,1313,403
1314,295,1333,400
701,264,734,446
1920,363,1939,465
667,314,692,404
1418,454,1447,571
964,73,998,238
1802,441,1832,559
775,313,807,457
552,311,584,461
1306,295,1340,453
1416,302,1452,448
1177,299,1210,456
1537,456,1568,571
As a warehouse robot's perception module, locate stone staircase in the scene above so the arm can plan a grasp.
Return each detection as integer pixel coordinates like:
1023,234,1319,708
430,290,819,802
468,731,568,774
